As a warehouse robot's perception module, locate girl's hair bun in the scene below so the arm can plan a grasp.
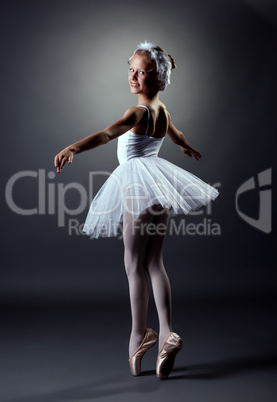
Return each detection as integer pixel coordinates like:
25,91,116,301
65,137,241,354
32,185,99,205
167,53,177,70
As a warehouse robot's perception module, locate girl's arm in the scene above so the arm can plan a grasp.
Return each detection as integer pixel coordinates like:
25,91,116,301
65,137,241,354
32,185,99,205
166,113,202,161
54,107,145,173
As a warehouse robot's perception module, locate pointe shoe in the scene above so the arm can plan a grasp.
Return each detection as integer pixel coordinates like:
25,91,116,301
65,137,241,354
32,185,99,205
128,328,158,376
156,332,182,379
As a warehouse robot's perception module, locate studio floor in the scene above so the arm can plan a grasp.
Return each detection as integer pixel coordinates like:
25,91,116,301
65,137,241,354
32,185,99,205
0,296,276,402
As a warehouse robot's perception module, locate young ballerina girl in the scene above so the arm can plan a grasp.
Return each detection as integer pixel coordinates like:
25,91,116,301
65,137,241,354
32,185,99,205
54,41,219,379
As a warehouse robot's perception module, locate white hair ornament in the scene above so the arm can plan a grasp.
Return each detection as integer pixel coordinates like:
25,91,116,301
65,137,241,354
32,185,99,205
129,41,173,91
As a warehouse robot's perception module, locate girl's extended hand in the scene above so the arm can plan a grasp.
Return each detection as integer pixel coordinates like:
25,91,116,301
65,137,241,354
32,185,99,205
181,145,202,161
54,147,74,173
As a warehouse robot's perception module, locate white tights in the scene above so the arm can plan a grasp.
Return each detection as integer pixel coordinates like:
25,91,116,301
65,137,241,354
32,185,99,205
123,205,172,357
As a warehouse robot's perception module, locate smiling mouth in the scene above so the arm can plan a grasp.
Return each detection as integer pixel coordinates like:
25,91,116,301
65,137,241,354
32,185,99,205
131,83,139,87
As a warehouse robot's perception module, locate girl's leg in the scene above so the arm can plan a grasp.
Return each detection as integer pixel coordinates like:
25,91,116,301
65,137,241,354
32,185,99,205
123,209,153,358
144,207,172,351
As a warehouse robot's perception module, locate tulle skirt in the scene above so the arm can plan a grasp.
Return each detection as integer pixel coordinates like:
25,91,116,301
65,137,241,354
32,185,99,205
83,156,219,238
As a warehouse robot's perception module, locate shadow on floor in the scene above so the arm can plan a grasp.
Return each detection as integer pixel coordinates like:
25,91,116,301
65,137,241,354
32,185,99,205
168,352,277,380
4,351,277,402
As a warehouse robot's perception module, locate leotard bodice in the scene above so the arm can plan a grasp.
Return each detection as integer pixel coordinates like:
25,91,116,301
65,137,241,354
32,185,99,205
117,105,164,164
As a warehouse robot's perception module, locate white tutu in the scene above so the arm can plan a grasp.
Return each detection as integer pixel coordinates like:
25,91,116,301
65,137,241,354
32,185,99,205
83,105,219,238
83,155,219,238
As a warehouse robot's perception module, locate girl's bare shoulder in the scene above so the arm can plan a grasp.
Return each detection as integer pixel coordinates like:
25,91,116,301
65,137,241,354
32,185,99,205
157,102,170,120
122,105,148,121
158,101,167,112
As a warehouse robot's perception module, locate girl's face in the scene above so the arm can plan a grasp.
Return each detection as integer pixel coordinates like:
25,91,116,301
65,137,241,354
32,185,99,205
128,53,158,95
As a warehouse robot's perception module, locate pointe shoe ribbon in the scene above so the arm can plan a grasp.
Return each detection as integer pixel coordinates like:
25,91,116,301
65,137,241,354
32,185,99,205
156,332,182,379
129,328,158,376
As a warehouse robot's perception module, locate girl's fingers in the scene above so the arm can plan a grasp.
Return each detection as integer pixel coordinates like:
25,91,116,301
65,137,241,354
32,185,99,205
61,156,68,168
59,157,65,169
192,150,201,160
54,150,73,173
54,154,60,163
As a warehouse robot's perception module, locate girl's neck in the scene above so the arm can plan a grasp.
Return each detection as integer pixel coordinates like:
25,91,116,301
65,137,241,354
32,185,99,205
137,91,159,106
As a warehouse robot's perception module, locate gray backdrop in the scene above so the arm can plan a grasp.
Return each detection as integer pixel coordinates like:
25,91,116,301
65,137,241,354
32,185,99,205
1,0,276,303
